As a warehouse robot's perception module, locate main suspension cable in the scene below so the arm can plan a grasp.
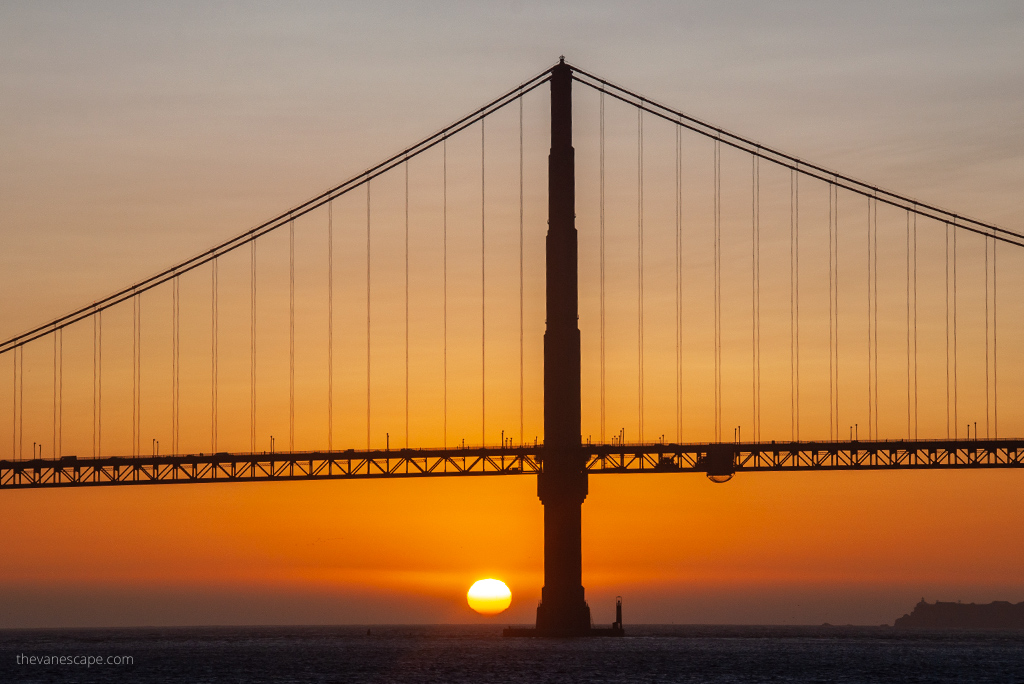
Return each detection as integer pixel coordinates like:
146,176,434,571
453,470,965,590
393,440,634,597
0,70,552,356
570,67,1024,247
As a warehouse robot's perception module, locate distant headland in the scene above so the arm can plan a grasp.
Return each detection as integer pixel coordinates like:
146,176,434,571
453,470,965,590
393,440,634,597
895,599,1024,629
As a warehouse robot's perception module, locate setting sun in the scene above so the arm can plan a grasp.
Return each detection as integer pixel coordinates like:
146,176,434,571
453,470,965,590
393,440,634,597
466,579,512,615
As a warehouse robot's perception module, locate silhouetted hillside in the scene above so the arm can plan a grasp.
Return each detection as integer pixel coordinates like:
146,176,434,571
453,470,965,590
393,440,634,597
895,600,1024,629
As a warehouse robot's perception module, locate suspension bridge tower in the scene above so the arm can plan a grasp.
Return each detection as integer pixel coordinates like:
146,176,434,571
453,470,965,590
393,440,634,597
507,58,619,637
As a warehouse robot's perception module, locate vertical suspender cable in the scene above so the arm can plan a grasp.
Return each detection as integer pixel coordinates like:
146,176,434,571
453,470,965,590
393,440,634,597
328,202,333,451
20,346,24,458
873,198,879,437
10,350,14,459
520,91,525,446
713,138,721,442
481,119,486,447
172,278,179,455
993,229,997,438
98,311,102,458
985,231,989,438
794,171,800,440
136,295,142,457
790,169,796,441
913,212,918,438
366,183,372,450
677,125,683,442
752,156,759,441
906,211,911,439
175,282,179,454
16,347,22,460
834,185,839,440
637,107,645,443
58,329,63,457
867,198,873,440
833,183,841,439
53,334,58,458
754,153,761,442
945,223,950,438
289,218,295,452
133,296,137,456
19,347,24,459
251,241,257,453
953,221,958,439
93,315,97,458
92,313,103,458
212,257,218,453
405,160,410,448
13,348,21,459
443,141,448,449
829,184,835,439
599,90,606,444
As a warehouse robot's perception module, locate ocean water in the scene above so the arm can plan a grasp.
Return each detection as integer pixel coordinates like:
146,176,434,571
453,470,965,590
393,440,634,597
2,624,1023,683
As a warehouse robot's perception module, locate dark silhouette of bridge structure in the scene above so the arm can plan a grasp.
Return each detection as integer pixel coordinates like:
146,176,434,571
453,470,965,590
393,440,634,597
2,59,1023,636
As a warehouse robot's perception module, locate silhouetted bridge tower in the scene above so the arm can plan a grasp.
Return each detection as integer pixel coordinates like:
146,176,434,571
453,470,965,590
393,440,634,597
3,59,1023,637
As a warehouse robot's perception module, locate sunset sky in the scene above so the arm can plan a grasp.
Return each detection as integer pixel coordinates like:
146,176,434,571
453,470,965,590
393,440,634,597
1,1,1023,627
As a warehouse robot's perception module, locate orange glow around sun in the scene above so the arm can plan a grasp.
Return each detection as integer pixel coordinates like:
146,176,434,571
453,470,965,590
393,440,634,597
467,579,512,615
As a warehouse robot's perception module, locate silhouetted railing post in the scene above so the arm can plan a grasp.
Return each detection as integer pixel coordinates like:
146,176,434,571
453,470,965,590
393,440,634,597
534,57,592,636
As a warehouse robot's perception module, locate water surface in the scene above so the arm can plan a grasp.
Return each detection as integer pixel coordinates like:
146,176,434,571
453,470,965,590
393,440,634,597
3,624,1023,683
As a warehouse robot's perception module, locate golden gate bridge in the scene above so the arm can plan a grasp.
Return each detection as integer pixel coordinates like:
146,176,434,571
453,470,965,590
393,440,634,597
2,59,1022,636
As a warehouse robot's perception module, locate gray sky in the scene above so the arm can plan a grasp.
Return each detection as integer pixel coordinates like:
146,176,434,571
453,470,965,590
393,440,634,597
2,1,1021,334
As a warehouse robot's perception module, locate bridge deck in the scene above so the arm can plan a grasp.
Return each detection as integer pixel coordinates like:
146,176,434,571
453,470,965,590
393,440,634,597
1,440,1021,489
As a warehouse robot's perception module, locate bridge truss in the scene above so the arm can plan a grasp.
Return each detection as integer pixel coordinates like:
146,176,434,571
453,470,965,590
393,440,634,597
3,438,1020,489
